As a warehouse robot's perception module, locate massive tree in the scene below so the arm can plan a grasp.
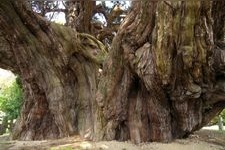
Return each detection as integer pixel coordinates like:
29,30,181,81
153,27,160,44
94,1,225,143
0,0,225,143
0,0,106,140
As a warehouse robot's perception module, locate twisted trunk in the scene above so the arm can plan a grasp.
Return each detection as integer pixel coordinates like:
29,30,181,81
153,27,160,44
95,1,225,143
0,0,105,140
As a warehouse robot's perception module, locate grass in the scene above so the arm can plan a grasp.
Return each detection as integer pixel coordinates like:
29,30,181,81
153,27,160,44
51,147,73,150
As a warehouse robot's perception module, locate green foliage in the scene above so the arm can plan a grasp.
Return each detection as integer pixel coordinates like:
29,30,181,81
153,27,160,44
0,77,23,120
51,146,73,150
221,110,225,121
211,109,225,125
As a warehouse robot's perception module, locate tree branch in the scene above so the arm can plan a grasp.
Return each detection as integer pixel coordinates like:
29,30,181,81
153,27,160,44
0,35,17,72
202,102,225,126
93,4,108,21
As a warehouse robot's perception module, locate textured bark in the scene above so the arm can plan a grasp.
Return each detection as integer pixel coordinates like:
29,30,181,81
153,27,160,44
1,0,225,143
65,1,95,33
0,0,105,140
64,1,127,45
94,1,225,143
212,1,225,41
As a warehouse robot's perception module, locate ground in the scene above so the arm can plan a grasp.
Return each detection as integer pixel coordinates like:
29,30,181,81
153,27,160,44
0,128,224,150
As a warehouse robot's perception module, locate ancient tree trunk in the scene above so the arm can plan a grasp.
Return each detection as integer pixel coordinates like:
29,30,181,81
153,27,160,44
1,0,225,143
0,0,105,140
94,1,225,143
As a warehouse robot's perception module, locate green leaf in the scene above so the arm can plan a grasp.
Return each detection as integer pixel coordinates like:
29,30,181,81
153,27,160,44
0,77,23,120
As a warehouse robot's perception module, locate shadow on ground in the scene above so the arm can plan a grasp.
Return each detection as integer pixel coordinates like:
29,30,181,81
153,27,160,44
0,129,224,150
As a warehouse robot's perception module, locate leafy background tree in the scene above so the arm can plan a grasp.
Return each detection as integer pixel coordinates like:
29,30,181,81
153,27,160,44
0,77,23,133
211,109,225,125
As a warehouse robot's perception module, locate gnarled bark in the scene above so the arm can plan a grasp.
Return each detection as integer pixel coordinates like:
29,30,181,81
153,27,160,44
94,1,225,143
212,1,225,41
0,0,105,140
64,1,128,45
65,1,95,33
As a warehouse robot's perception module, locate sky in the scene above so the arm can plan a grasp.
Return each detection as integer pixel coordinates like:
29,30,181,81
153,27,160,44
0,68,14,78
0,68,16,87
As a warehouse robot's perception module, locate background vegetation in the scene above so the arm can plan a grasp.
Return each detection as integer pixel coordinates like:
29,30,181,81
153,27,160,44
211,109,225,125
0,77,23,133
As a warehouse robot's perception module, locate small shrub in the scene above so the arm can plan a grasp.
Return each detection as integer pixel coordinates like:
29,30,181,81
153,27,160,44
0,77,23,122
210,109,225,125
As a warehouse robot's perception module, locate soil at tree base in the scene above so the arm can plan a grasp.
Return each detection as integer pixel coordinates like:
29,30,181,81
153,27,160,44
0,129,224,150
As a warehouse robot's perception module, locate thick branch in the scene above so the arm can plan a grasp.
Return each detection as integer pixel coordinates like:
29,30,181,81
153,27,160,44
0,34,18,71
